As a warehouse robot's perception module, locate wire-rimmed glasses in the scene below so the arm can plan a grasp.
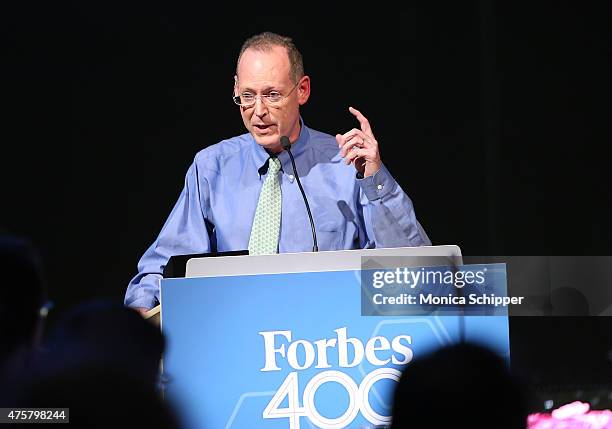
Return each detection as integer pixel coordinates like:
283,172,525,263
232,82,299,107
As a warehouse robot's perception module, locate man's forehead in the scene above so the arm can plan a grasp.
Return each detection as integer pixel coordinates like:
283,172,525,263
237,46,291,84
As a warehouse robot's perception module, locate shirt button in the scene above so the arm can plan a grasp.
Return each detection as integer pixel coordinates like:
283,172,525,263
377,184,383,190
288,175,294,181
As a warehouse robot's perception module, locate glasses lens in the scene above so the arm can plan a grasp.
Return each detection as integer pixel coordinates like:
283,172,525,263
266,94,283,104
233,95,257,107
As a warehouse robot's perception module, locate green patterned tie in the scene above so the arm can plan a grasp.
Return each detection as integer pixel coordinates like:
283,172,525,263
248,157,282,255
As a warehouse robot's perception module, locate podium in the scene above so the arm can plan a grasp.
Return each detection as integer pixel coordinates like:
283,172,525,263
159,246,510,429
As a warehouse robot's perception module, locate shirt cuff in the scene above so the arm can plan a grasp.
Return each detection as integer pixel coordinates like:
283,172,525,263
357,164,397,201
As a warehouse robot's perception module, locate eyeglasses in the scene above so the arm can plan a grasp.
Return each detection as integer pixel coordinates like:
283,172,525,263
232,82,299,108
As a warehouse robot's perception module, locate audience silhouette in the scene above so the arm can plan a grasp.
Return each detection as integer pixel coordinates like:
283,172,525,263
0,236,182,427
391,343,528,429
5,299,182,427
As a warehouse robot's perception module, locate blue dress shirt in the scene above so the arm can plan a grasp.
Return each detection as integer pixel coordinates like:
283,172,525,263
125,122,431,309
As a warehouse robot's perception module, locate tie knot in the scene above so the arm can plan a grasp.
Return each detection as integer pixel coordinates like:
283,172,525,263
268,157,281,174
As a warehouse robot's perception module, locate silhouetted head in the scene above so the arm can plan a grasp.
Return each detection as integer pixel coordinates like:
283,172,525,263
44,299,165,386
391,343,527,429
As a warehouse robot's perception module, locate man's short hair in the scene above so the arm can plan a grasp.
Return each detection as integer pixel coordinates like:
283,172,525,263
237,32,304,83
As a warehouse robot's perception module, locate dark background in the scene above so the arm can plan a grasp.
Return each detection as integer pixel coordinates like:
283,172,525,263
3,3,611,394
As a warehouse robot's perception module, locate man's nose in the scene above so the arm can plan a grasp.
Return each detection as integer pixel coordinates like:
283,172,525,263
253,97,268,116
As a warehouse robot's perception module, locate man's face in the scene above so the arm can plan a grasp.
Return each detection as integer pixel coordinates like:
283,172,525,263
235,46,310,153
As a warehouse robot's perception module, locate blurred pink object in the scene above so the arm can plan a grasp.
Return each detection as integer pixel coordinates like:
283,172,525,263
528,401,612,428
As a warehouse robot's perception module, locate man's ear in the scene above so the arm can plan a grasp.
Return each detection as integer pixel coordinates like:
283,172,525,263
297,75,311,105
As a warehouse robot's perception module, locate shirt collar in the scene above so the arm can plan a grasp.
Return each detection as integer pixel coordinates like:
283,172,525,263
251,117,311,178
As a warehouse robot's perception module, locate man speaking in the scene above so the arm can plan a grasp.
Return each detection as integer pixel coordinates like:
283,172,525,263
125,32,431,312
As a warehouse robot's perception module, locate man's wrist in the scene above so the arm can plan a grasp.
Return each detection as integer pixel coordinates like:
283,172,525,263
356,164,396,201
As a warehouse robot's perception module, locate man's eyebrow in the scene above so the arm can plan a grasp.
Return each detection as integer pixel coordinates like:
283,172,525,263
238,85,279,93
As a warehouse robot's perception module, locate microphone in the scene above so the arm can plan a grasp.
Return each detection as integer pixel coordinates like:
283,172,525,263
281,136,318,252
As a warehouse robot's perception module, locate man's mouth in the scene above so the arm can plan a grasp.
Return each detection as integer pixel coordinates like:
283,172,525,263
254,124,274,131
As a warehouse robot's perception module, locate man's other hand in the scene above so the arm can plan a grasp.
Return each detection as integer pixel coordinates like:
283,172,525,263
133,307,150,316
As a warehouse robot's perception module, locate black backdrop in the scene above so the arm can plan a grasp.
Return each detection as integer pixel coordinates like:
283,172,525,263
3,3,611,391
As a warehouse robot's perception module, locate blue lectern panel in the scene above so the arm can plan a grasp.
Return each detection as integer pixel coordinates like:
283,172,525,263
161,270,509,429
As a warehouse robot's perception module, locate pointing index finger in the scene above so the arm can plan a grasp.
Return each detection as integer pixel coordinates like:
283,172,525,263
348,106,372,136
